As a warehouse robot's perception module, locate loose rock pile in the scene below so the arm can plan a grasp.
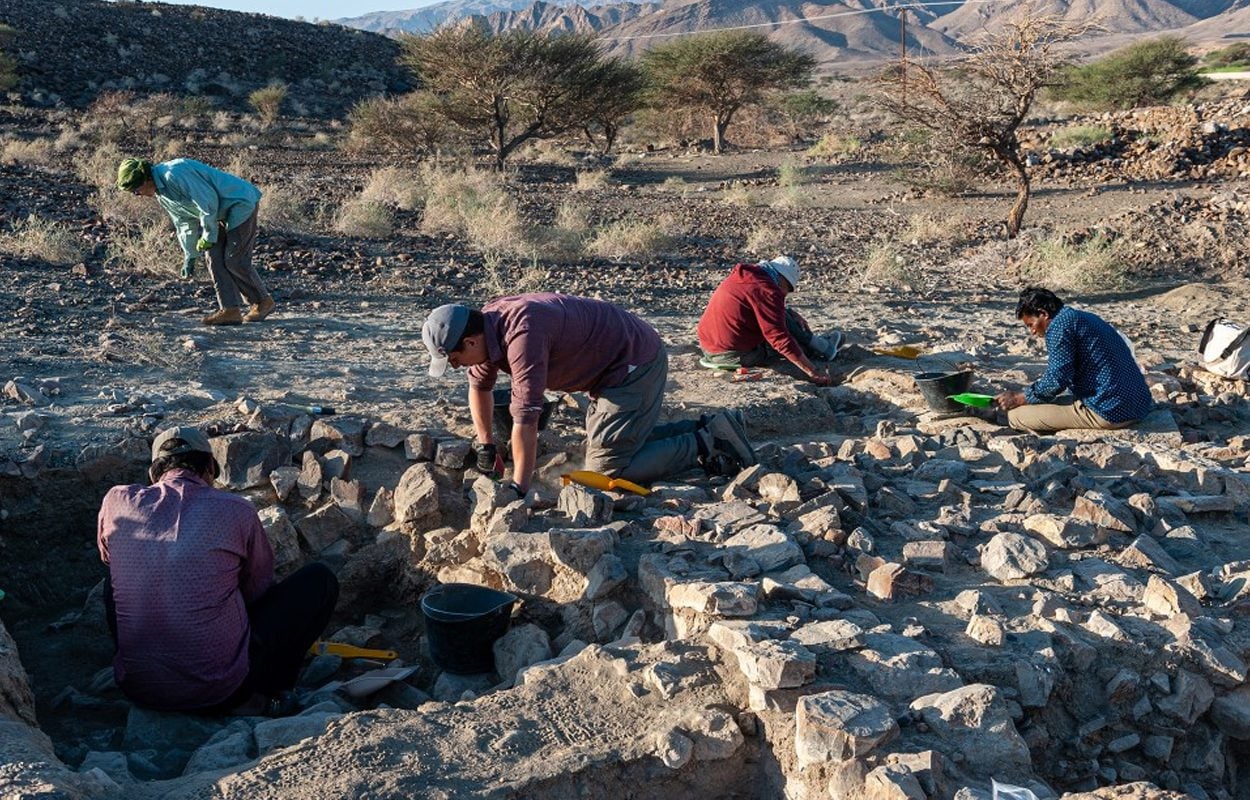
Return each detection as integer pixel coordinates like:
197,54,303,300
2,359,1248,798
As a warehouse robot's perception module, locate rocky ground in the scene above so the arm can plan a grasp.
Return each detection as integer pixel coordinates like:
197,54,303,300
1,94,1250,800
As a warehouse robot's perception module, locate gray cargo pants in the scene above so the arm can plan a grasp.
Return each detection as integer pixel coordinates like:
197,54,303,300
206,210,269,310
584,349,701,484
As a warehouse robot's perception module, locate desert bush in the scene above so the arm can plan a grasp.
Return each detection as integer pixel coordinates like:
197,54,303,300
859,239,925,290
0,137,55,166
81,91,181,150
249,82,288,126
480,253,548,297
585,216,676,262
179,95,216,117
225,151,259,183
1049,124,1113,148
744,224,786,256
1020,232,1126,291
777,158,808,188
573,169,609,192
806,131,862,159
259,183,318,235
905,212,966,244
1203,43,1250,69
106,219,175,276
334,197,395,238
420,166,531,257
361,166,424,210
660,176,688,192
346,92,459,156
0,216,84,265
1052,37,1206,109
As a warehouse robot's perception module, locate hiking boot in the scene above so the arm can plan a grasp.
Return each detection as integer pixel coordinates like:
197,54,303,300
703,411,757,470
202,307,243,326
244,296,276,322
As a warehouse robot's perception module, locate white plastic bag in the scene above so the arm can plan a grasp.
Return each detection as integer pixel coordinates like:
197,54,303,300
992,780,1040,800
1198,319,1250,380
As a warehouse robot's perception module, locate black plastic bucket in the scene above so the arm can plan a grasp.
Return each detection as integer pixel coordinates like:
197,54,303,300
492,388,558,435
914,370,974,414
420,583,517,675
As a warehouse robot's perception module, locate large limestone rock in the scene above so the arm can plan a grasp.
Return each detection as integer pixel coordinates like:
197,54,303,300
795,690,898,767
493,624,553,686
721,524,804,572
209,431,289,490
909,684,1031,773
309,416,367,457
480,527,617,602
845,633,962,701
394,462,464,534
981,532,1048,581
257,505,303,574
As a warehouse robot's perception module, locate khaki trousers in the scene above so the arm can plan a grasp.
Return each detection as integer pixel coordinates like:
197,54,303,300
206,210,268,310
1008,399,1135,435
584,350,701,483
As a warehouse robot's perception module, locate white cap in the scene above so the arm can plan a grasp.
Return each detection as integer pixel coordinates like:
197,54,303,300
761,255,799,290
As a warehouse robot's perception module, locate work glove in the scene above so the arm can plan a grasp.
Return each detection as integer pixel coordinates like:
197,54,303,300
195,236,213,252
180,255,197,280
473,442,505,479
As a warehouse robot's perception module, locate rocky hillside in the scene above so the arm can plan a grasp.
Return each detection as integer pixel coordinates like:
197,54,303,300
0,0,412,115
342,0,1246,62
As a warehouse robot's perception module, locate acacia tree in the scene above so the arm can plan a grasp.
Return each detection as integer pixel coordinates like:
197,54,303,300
573,57,645,155
1053,36,1206,110
878,15,1093,237
642,31,815,154
401,25,612,168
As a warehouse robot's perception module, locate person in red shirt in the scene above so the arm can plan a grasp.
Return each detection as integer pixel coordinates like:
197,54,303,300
98,426,339,714
697,256,839,385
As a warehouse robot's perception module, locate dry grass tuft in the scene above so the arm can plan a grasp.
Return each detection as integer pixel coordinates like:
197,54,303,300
260,183,319,235
905,212,966,245
106,220,177,276
1049,124,1113,149
334,198,395,238
421,166,531,257
572,170,609,192
859,239,927,291
0,216,85,265
745,224,787,257
585,216,677,262
0,138,56,166
806,132,862,159
721,182,754,207
361,166,424,211
1020,233,1127,292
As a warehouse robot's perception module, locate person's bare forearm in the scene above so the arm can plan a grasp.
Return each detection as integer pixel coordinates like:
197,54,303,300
469,387,494,444
510,422,539,491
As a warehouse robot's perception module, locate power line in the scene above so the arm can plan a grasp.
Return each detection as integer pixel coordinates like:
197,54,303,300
597,0,1015,42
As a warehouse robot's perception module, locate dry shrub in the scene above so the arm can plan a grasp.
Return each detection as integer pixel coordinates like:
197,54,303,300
421,166,531,257
770,185,806,209
906,212,965,244
91,325,202,371
745,223,786,256
572,169,609,192
531,201,589,261
721,182,753,207
334,198,395,238
586,216,676,262
1020,232,1126,292
107,220,176,276
0,138,56,166
1049,124,1113,149
806,131,863,159
248,83,287,126
660,176,688,194
0,216,85,265
260,183,318,235
480,253,548,297
859,239,926,291
345,92,461,156
777,158,808,188
225,152,259,183
361,166,424,211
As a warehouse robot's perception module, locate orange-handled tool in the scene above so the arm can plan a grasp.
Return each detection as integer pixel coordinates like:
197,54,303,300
561,470,651,497
308,641,398,660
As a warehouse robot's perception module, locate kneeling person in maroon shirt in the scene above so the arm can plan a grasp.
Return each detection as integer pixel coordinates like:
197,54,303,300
98,427,339,714
422,293,758,495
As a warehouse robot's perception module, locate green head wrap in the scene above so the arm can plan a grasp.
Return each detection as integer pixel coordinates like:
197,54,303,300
116,158,152,192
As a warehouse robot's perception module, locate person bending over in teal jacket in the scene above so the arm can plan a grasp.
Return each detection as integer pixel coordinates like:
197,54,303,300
116,158,276,326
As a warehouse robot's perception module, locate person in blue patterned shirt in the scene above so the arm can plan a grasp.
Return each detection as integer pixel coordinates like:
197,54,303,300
995,288,1153,434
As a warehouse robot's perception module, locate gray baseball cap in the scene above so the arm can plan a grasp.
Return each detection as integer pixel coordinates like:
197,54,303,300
422,304,471,378
151,426,214,462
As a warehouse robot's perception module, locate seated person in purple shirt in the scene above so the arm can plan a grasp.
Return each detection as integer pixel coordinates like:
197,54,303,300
98,427,339,715
421,293,758,496
995,287,1152,434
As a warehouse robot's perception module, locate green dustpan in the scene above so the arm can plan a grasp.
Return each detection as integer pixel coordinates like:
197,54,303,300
947,392,995,408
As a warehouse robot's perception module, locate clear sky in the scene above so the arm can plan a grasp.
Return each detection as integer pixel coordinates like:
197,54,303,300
152,1,437,21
